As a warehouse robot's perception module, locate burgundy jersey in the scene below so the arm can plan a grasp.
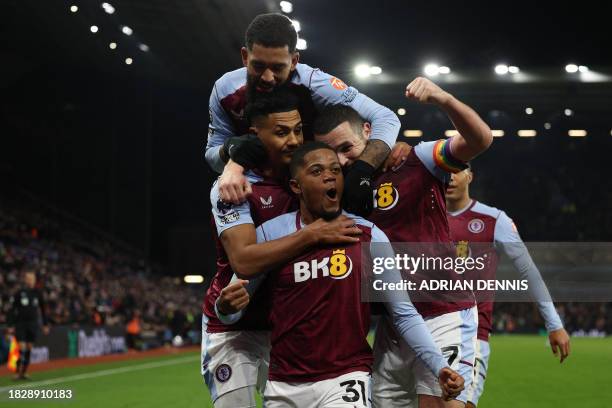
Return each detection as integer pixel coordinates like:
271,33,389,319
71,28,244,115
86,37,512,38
368,139,474,317
448,200,512,341
203,172,297,333
256,211,382,382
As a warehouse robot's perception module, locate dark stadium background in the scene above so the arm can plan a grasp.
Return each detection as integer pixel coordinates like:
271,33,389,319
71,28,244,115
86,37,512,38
2,0,611,282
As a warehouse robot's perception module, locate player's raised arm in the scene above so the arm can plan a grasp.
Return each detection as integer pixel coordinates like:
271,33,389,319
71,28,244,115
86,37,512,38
369,225,465,399
494,211,570,363
406,77,492,162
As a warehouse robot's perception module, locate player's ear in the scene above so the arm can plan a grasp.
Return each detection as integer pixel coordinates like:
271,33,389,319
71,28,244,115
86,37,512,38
467,169,473,184
290,52,299,71
362,122,372,140
241,47,249,67
289,178,301,195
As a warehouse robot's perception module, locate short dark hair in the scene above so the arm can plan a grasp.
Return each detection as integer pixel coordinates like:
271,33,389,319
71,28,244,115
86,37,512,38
289,141,337,178
245,13,298,53
313,105,365,136
245,87,299,125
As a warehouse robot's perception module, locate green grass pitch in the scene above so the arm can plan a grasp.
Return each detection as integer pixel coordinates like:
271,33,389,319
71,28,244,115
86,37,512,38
0,335,610,407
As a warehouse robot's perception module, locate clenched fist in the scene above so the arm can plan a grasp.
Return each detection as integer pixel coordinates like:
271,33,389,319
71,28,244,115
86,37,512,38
405,77,452,106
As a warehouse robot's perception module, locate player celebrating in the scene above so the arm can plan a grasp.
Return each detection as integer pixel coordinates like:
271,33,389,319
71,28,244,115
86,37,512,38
446,166,571,407
313,77,493,407
221,142,465,407
203,88,361,407
7,271,49,380
206,13,400,216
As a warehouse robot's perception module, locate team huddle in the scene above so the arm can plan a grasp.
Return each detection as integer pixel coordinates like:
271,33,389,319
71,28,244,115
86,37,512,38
201,13,570,408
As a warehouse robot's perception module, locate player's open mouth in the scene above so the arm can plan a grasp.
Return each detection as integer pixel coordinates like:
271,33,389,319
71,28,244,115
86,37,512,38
325,188,338,201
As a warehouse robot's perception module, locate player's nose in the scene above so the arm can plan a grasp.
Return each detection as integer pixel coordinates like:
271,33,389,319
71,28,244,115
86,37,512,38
338,154,350,167
261,68,274,83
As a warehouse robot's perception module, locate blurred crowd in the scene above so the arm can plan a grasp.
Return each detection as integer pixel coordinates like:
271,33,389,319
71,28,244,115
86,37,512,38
0,197,202,348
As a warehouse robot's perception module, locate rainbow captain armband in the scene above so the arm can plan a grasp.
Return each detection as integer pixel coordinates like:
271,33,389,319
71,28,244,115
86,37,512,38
432,138,468,173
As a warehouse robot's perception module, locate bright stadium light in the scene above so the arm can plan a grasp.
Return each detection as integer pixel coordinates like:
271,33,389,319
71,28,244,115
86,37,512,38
397,108,406,116
370,66,382,75
291,20,301,32
438,66,451,74
564,108,573,116
568,129,587,137
109,42,117,50
122,25,133,36
102,2,115,14
491,130,505,137
508,65,520,74
125,57,133,65
495,64,509,75
445,130,459,137
578,65,589,73
296,38,307,50
355,64,371,78
424,64,440,76
525,107,534,115
565,64,578,73
139,43,149,52
184,275,204,284
518,129,537,137
279,1,293,13
90,25,99,33
403,130,422,137
544,122,552,130
70,5,78,12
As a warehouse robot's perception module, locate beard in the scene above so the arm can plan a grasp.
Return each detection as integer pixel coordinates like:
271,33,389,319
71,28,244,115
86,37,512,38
245,73,290,103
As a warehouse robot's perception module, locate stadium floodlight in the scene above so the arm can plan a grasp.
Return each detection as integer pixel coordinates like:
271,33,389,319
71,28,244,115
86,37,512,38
102,2,115,14
565,64,578,73
495,64,509,75
403,130,422,138
424,64,440,76
70,5,78,12
90,25,99,33
280,1,293,13
564,108,573,116
139,44,149,52
109,42,117,50
355,64,371,78
370,66,382,75
445,130,459,137
291,20,301,32
184,275,204,284
491,130,505,137
578,65,589,73
508,65,520,74
296,38,307,50
525,107,534,115
544,122,552,130
397,108,406,116
568,129,587,137
438,66,451,74
518,130,537,137
125,57,133,65
122,25,133,36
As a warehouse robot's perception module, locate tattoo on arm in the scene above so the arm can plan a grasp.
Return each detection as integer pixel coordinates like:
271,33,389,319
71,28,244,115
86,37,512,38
357,139,391,169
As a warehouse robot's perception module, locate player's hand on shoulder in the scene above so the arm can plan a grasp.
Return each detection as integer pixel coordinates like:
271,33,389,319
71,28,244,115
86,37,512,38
218,279,251,315
405,77,452,106
218,160,252,205
438,366,465,401
305,215,362,245
549,328,570,363
383,142,412,172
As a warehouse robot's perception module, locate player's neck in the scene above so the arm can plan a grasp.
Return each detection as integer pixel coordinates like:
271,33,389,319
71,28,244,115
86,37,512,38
257,163,288,182
447,194,472,213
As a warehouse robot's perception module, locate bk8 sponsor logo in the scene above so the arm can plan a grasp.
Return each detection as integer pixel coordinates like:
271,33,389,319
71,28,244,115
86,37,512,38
293,249,353,282
373,182,399,210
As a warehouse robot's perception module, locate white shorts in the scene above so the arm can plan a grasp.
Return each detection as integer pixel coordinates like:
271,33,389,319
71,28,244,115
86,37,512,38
466,339,490,406
372,307,478,407
201,315,270,402
264,371,371,408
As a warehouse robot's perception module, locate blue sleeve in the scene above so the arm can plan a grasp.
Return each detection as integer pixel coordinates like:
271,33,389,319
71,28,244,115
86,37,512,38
494,212,564,332
205,83,235,173
307,67,399,149
210,180,254,236
370,225,449,375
